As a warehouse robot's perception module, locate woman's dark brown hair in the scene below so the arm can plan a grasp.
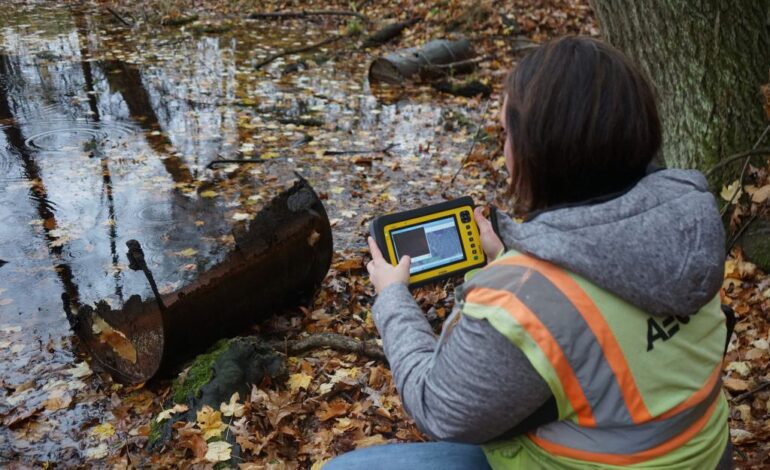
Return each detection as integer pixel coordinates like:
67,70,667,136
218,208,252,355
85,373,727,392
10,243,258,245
504,36,661,213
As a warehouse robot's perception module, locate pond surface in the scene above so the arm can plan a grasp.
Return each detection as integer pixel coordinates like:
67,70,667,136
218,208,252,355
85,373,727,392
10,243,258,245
0,1,498,461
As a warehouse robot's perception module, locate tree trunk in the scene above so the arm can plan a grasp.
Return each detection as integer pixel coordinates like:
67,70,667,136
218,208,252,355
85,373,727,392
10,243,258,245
590,0,770,173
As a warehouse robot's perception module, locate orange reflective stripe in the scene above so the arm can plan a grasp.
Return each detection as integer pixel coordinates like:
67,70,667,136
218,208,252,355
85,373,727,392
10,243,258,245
466,286,596,427
656,363,722,420
495,255,654,424
527,393,721,466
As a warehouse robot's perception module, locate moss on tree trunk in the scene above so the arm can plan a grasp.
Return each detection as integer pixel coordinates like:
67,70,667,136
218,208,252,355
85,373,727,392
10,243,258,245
590,0,770,175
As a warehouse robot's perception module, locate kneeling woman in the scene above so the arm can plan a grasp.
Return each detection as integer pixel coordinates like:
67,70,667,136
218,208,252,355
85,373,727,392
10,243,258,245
328,36,731,469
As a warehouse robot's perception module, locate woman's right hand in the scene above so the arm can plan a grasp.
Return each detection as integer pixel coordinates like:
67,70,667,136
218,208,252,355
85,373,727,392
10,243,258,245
474,206,505,261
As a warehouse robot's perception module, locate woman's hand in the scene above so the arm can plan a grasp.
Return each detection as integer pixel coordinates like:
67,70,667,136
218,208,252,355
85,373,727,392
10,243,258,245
366,236,411,294
474,206,505,260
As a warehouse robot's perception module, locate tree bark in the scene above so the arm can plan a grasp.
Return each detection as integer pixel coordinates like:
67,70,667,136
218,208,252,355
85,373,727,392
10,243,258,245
590,0,770,173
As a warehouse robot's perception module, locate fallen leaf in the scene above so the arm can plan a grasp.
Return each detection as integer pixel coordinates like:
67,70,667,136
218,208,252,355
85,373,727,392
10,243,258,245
178,432,208,460
353,433,388,448
315,399,348,421
726,361,751,377
751,184,770,203
723,377,750,392
200,190,218,198
288,373,312,392
157,403,189,423
334,258,363,271
196,405,227,440
720,180,742,202
220,392,245,418
205,441,232,463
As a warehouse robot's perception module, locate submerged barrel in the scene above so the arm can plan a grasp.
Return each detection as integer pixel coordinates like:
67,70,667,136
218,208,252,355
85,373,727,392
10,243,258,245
67,178,333,384
368,38,475,85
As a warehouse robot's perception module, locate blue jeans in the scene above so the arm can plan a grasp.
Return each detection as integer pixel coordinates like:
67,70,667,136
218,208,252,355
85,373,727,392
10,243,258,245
323,442,492,470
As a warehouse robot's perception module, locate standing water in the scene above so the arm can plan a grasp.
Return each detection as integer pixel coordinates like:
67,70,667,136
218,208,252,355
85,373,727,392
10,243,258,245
0,1,498,463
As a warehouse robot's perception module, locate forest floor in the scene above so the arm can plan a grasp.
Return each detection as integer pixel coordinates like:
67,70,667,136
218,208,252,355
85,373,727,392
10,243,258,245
1,0,768,468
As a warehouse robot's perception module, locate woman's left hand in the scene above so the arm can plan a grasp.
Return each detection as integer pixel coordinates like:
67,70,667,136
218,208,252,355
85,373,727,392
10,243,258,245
366,236,411,293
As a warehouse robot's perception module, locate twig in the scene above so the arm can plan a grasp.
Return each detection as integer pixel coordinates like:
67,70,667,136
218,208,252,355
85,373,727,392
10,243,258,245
731,380,770,403
255,33,351,70
720,125,770,216
727,213,759,253
450,100,491,184
270,333,386,360
248,10,369,23
323,143,397,156
206,158,276,169
705,147,770,177
106,7,133,27
422,54,494,74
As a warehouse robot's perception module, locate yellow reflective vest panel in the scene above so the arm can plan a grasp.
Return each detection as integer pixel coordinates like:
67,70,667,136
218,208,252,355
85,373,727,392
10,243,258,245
458,252,729,469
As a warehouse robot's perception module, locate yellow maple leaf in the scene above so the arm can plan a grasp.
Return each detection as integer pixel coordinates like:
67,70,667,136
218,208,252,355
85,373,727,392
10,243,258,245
200,190,218,198
288,373,312,392
196,405,227,440
204,441,232,463
156,403,189,423
176,248,198,257
220,392,245,418
91,422,115,440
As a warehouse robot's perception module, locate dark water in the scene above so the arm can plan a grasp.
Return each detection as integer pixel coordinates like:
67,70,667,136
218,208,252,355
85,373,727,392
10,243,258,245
0,1,492,461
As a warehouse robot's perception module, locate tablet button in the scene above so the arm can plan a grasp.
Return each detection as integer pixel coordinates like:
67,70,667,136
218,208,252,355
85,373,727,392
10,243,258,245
473,256,479,260
469,237,474,242
472,249,477,254
467,230,472,236
470,243,476,248
460,211,471,223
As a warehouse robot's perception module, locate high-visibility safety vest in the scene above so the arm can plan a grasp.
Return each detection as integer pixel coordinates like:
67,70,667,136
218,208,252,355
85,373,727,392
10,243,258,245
457,251,729,469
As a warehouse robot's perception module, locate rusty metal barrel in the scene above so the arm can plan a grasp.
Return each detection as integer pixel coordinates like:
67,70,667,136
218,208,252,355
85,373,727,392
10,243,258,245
67,178,333,384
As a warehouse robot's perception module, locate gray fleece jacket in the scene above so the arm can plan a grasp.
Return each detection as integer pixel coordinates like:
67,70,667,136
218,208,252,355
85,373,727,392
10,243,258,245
371,168,726,444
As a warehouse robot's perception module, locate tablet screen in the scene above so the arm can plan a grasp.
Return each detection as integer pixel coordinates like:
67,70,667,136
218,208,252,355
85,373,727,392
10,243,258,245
390,216,466,274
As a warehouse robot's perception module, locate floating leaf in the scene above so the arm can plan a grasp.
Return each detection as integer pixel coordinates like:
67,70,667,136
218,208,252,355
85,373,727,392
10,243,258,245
84,443,109,460
176,248,198,257
91,422,115,440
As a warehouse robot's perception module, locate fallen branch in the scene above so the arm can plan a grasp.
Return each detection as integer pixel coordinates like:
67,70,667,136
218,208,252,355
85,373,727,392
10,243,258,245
421,54,494,76
362,18,420,48
248,10,368,23
207,158,276,169
272,333,385,360
705,146,770,177
106,7,133,27
731,381,770,403
719,125,770,217
255,33,353,70
323,143,397,156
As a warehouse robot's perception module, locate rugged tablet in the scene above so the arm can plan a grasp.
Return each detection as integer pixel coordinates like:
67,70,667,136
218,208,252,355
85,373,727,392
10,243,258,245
369,197,487,287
